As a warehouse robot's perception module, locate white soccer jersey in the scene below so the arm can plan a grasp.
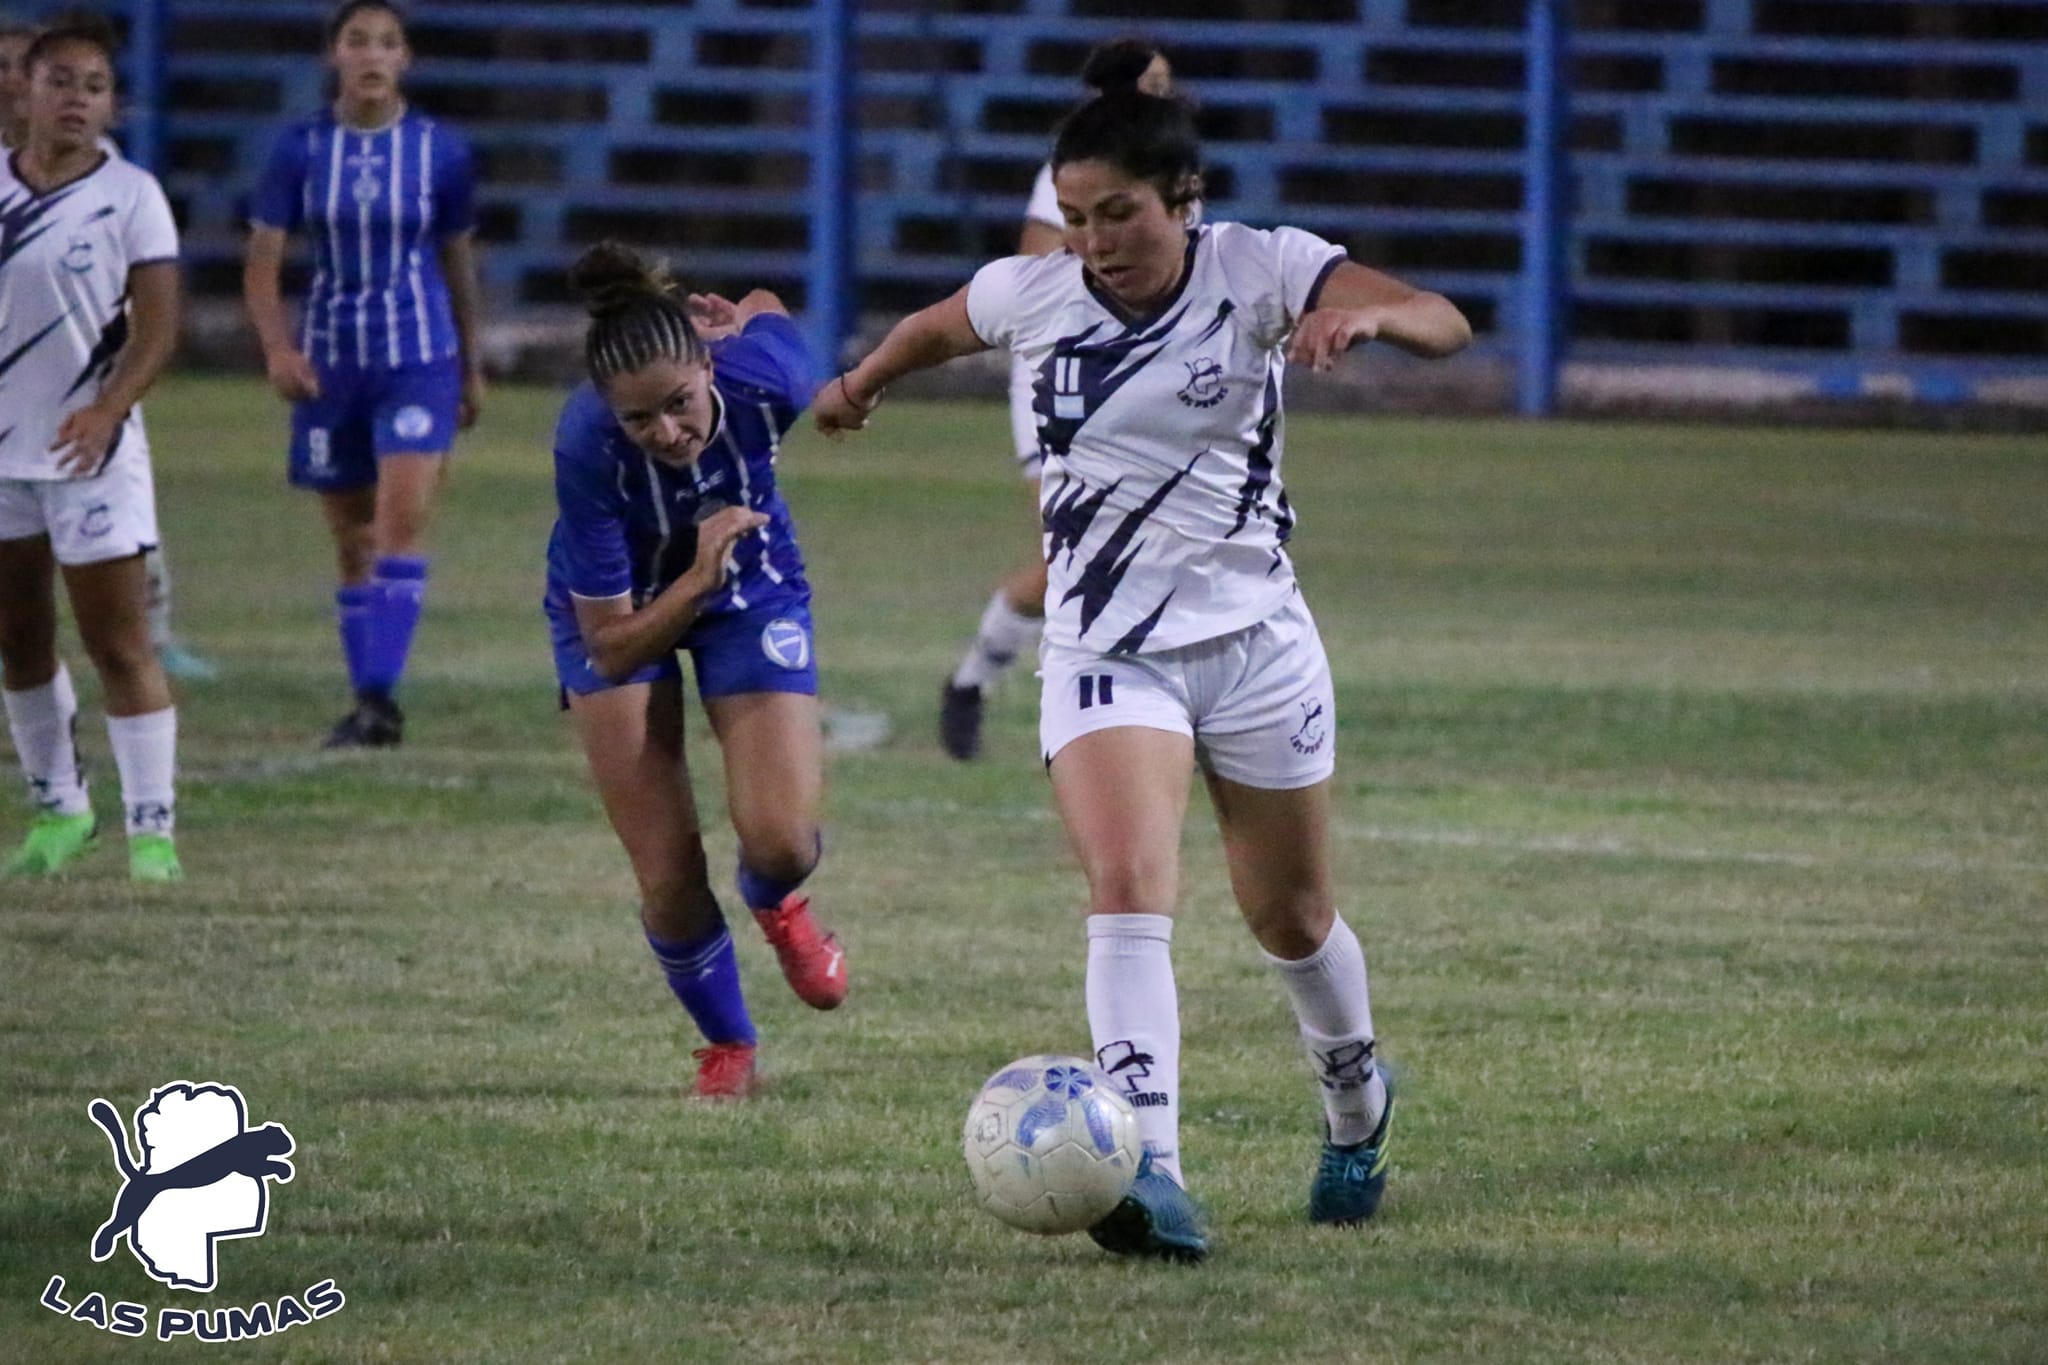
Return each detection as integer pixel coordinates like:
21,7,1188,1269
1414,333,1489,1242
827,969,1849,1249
968,221,1345,655
0,151,179,480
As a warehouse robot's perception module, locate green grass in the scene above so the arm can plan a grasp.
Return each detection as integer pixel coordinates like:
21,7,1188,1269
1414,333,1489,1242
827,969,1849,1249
4,376,2046,1362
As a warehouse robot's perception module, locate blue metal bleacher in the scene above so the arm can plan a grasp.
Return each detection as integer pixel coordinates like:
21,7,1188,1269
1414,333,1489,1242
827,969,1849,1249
105,0,2048,374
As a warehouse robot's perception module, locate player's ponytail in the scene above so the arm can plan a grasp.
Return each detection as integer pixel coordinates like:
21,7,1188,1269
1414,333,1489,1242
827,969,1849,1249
569,242,707,386
1052,91,1204,215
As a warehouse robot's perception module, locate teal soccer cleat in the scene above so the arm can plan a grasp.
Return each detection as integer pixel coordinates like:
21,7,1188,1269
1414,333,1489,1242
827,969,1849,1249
1309,1064,1395,1226
1087,1151,1209,1264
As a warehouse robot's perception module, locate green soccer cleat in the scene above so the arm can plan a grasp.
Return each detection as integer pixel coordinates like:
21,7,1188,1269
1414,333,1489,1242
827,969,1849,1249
129,833,183,883
1087,1151,1210,1264
1309,1064,1396,1226
4,811,99,877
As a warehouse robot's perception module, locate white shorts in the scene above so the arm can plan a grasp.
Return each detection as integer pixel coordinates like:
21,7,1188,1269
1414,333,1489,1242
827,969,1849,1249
1038,591,1336,790
1008,351,1044,481
0,445,160,566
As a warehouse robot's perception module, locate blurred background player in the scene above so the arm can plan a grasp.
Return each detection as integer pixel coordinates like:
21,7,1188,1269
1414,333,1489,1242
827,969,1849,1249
242,0,484,749
938,37,1177,761
547,243,849,1100
0,10,215,683
0,14,186,881
817,91,1470,1258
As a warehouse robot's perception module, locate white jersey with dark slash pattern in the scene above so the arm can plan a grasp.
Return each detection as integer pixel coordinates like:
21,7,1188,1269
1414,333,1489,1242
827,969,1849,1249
0,151,179,480
967,221,1345,656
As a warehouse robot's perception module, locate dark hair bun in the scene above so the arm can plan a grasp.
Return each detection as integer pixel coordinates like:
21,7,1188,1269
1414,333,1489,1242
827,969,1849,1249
1081,37,1163,93
30,9,121,59
569,242,677,319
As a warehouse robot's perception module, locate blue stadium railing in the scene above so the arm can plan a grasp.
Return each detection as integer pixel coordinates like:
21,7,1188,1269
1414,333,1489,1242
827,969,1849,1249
82,0,2048,400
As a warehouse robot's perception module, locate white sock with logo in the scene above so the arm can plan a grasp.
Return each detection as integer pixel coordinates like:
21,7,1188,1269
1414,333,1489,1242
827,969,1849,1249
1264,914,1388,1146
1085,912,1183,1186
106,708,177,839
951,590,1041,691
3,665,92,817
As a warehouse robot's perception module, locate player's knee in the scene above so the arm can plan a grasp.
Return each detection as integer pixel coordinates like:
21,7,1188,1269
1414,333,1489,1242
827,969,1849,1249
737,828,819,888
1080,858,1177,918
0,613,57,680
1241,885,1335,959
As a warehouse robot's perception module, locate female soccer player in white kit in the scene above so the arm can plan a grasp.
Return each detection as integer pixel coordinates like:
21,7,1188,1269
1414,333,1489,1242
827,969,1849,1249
938,37,1175,760
0,16,184,881
815,90,1470,1260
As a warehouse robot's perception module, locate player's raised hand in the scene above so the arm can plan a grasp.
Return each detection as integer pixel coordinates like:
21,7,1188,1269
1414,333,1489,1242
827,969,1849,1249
1288,308,1382,373
812,374,880,438
264,347,323,402
686,292,742,341
51,403,124,477
689,504,770,590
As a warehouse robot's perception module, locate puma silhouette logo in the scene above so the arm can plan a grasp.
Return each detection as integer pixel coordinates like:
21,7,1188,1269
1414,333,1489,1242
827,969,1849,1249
88,1096,294,1265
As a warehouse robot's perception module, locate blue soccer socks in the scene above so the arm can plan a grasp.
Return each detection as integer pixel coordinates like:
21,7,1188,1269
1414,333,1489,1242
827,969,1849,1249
646,921,758,1047
362,555,429,700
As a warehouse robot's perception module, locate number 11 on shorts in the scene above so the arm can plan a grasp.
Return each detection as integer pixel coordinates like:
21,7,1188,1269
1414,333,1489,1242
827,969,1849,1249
1078,674,1115,710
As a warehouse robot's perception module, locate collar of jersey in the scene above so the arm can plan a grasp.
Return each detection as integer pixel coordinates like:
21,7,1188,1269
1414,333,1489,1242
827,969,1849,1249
6,147,112,199
1082,227,1203,333
328,102,409,136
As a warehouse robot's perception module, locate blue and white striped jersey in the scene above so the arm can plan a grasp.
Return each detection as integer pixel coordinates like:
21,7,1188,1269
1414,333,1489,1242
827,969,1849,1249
250,108,475,372
545,314,815,627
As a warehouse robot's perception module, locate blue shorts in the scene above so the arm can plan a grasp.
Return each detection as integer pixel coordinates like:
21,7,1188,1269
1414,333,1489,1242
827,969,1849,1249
551,598,819,704
289,356,463,490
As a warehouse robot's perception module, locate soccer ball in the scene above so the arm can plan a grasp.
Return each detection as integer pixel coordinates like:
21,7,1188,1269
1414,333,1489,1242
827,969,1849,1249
962,1054,1141,1235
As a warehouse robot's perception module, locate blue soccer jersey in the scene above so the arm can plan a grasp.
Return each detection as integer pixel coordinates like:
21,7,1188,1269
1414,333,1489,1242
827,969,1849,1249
250,109,476,371
545,313,815,638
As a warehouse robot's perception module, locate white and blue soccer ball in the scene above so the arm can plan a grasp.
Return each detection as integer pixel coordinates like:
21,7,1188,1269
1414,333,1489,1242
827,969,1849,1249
963,1054,1141,1235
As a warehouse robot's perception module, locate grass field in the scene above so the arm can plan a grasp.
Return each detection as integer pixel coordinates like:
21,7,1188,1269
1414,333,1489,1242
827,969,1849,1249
4,374,2046,1363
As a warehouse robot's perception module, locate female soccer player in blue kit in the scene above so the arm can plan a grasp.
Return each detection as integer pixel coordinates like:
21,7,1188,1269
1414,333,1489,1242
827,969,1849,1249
547,243,849,1100
242,0,485,748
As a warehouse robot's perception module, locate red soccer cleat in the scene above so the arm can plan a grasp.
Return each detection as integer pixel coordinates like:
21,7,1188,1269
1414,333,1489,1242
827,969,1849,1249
692,1042,758,1100
753,894,848,1010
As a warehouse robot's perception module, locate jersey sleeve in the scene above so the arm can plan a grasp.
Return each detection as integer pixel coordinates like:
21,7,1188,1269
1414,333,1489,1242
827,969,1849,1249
1023,164,1061,229
125,172,181,266
1270,225,1348,325
552,399,634,601
712,312,815,414
966,256,1034,351
248,125,307,231
1220,223,1348,348
433,127,478,237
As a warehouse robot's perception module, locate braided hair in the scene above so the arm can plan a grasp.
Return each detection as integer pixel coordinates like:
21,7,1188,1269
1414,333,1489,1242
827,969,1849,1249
569,242,708,386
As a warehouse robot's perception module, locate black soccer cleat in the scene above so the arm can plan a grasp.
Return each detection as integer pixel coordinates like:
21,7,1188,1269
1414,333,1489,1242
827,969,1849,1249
322,693,405,750
939,680,984,761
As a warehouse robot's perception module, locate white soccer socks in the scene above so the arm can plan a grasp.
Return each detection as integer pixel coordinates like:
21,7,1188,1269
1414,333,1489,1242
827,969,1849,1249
4,665,92,816
1086,912,1184,1185
106,707,177,838
951,590,1042,691
1265,915,1388,1146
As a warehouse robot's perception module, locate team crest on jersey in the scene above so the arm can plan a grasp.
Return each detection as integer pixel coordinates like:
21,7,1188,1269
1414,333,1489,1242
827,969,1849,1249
760,619,809,670
63,237,95,274
1178,357,1228,409
392,406,434,442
